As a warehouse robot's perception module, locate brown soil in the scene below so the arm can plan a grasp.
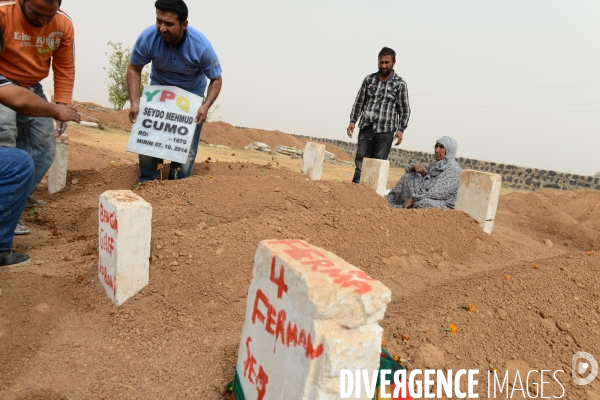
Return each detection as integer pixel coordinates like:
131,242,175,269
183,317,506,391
66,141,136,171
72,103,352,162
1,130,599,398
201,121,352,162
74,102,132,132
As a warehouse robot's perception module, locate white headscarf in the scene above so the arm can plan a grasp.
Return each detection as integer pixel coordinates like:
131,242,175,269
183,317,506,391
423,136,459,189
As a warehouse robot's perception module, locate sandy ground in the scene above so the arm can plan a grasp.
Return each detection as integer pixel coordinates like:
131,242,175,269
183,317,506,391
65,125,405,190
1,116,599,399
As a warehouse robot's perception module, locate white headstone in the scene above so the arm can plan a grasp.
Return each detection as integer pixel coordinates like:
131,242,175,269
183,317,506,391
234,239,391,400
125,85,203,163
455,169,502,234
48,135,69,194
301,142,325,181
360,158,389,196
98,191,152,306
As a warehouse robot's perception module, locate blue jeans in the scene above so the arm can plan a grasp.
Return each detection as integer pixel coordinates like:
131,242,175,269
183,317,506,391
0,148,34,251
352,125,395,183
138,123,203,182
0,83,55,196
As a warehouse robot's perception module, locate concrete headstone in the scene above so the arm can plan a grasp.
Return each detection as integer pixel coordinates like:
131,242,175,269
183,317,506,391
235,239,391,399
48,135,69,194
301,142,325,181
360,158,389,196
98,190,152,306
455,169,502,234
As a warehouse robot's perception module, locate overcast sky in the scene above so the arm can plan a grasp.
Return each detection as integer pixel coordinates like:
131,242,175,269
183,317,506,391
44,0,600,175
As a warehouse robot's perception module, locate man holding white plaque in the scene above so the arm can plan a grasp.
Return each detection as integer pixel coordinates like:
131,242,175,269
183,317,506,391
126,0,222,182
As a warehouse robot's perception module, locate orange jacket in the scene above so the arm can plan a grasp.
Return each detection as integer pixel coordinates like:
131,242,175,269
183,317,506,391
0,1,74,103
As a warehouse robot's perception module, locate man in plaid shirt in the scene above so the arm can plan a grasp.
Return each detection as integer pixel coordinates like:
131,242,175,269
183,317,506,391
347,47,411,183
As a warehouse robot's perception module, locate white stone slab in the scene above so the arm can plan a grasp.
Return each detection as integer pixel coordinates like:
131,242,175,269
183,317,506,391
455,169,502,234
48,135,69,194
98,191,152,306
301,142,325,181
360,158,389,196
80,121,101,129
235,240,391,400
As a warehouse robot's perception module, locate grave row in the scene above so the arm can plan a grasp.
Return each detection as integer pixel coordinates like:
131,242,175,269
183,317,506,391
50,136,499,396
96,190,390,398
302,144,501,234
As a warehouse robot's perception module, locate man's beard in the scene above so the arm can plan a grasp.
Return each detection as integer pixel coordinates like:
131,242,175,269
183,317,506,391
379,68,392,77
160,30,183,45
20,0,44,27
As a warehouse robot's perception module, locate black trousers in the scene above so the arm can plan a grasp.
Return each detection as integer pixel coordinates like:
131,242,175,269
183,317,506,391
352,125,394,183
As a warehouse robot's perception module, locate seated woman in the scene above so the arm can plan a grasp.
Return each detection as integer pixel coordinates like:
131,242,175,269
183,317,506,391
386,136,461,209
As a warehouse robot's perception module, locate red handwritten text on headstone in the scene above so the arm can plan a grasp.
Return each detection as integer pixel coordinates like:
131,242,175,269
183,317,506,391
243,337,269,400
99,203,119,233
266,240,376,294
252,288,324,359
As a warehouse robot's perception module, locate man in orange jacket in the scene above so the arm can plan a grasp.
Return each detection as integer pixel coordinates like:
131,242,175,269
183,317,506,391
0,0,75,234
0,20,79,267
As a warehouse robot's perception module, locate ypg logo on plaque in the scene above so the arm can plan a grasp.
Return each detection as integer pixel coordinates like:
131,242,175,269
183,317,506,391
126,85,203,164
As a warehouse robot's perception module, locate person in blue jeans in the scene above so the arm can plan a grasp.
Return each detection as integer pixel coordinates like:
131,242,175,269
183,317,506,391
127,0,222,182
0,75,80,267
347,47,411,183
0,149,34,266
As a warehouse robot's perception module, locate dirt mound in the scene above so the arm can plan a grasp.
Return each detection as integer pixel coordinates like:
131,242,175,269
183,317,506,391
201,121,352,161
74,101,132,131
1,145,599,398
497,189,600,251
72,103,352,162
67,141,136,171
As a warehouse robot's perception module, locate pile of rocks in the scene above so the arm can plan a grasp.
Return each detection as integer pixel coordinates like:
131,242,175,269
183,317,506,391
273,145,303,159
243,142,271,153
246,142,354,165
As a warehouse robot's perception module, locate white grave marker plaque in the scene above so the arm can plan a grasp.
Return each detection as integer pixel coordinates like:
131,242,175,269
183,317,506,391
455,169,502,234
360,158,390,196
99,190,152,306
126,85,203,163
234,239,391,399
301,142,325,181
48,135,69,194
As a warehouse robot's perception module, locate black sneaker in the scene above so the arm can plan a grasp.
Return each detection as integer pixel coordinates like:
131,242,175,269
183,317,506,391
0,250,30,267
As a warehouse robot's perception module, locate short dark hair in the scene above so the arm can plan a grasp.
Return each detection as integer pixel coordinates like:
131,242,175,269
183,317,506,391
155,0,188,23
378,47,396,61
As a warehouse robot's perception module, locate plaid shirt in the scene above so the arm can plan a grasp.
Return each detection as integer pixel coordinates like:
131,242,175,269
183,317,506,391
350,71,411,133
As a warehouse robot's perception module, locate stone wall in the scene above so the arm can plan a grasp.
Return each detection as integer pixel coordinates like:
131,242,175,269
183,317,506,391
292,135,600,191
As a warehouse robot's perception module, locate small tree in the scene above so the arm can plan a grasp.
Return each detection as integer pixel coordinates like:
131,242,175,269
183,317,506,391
595,171,600,178
104,41,149,111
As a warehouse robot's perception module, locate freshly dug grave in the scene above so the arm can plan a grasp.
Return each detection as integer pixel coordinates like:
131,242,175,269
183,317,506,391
0,143,599,399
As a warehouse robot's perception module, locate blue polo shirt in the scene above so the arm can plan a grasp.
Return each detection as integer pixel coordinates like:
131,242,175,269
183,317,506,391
130,25,222,97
